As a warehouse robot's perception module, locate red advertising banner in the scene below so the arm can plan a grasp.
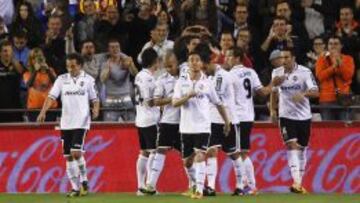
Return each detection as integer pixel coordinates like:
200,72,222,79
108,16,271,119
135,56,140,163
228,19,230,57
0,123,359,193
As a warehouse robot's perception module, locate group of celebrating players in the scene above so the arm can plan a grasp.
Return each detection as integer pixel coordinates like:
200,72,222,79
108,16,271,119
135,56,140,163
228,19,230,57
134,39,319,199
37,33,319,198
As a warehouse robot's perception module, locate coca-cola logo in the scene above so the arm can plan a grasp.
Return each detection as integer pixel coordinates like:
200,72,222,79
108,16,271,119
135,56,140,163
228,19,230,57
0,135,113,193
218,133,360,193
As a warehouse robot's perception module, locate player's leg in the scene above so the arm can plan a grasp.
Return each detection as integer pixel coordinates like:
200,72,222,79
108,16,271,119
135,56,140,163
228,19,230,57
181,134,196,196
136,127,150,195
70,129,89,196
62,130,80,197
225,123,245,195
204,123,223,196
192,133,210,199
280,118,302,193
239,122,257,195
296,119,311,193
145,124,174,193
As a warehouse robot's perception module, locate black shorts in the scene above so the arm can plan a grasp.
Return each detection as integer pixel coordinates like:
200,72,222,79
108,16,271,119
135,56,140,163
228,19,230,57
209,123,238,154
279,118,311,147
157,123,181,151
61,129,87,156
181,133,210,159
138,125,158,151
235,122,254,151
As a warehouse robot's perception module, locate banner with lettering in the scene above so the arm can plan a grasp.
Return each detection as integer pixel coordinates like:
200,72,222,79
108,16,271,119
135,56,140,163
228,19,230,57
0,123,359,193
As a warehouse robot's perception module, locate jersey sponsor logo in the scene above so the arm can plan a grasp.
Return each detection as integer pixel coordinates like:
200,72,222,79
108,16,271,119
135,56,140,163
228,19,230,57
64,90,86,96
280,84,301,91
238,71,251,78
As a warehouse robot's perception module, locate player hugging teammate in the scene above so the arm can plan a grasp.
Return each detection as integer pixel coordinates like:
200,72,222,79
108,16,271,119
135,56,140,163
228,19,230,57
133,42,318,198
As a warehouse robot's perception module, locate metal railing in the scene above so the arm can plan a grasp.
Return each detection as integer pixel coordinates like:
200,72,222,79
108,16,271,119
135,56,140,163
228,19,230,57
0,105,359,123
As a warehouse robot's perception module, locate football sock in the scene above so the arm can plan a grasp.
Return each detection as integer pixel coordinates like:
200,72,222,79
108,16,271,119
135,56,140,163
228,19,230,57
136,155,148,189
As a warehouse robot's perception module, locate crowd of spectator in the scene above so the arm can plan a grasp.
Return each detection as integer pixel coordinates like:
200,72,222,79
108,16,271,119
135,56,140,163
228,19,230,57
0,0,359,122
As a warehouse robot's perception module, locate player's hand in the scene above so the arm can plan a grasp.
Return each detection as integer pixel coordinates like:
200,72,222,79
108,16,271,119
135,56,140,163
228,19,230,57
292,93,305,103
272,76,286,86
223,122,231,136
92,108,99,120
37,112,46,123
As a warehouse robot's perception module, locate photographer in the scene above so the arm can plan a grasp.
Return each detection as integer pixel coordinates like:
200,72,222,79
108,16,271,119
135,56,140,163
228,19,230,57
23,48,57,122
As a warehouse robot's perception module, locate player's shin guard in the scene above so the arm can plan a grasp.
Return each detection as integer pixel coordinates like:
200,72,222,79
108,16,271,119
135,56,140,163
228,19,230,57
147,153,166,188
185,166,196,188
206,157,217,190
136,155,148,189
244,157,256,189
194,161,206,194
298,149,307,184
66,160,80,191
287,150,301,185
76,156,88,183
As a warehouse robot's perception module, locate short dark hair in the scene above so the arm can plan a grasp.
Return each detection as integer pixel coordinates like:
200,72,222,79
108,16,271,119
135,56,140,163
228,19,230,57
66,53,84,66
281,47,295,56
340,6,353,13
13,30,27,39
0,40,12,51
141,48,158,68
273,16,288,24
108,38,120,45
229,46,245,61
275,0,290,10
81,39,95,48
327,35,342,44
193,42,211,64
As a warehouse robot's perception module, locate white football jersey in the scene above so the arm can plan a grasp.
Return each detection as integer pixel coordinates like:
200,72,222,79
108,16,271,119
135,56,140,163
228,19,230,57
173,73,222,134
154,72,180,124
49,71,98,130
231,65,263,123
271,64,318,120
209,65,235,124
134,69,160,127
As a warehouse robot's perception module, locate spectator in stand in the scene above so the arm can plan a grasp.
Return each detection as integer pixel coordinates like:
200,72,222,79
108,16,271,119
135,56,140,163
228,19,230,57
12,30,30,68
305,36,326,71
23,48,57,122
236,29,257,68
138,23,174,76
182,0,219,36
212,31,234,65
356,0,360,21
261,16,292,56
224,3,250,39
100,39,138,122
94,5,128,53
315,36,355,120
127,0,157,66
10,1,43,48
156,7,180,40
334,6,360,94
273,0,309,63
76,0,97,46
43,15,66,74
0,41,23,122
65,28,106,83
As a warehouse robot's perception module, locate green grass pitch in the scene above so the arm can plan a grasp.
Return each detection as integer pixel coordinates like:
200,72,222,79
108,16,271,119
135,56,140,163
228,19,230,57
0,193,358,203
